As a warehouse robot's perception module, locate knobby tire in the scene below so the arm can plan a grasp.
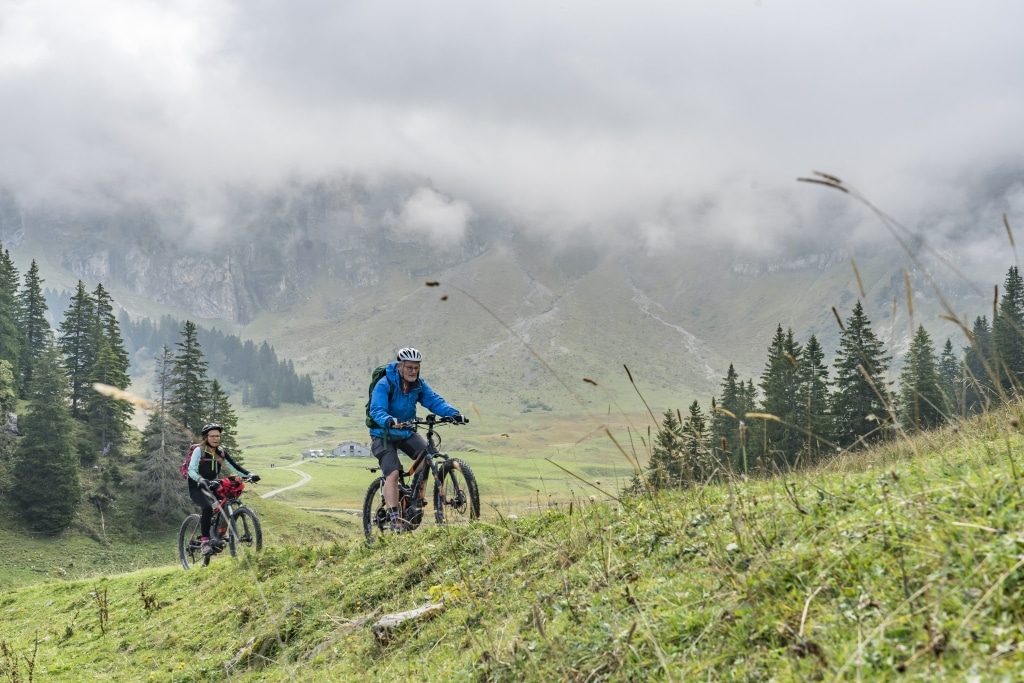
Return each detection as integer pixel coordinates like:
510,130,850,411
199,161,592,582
362,477,388,542
178,513,208,569
222,505,263,556
434,458,481,524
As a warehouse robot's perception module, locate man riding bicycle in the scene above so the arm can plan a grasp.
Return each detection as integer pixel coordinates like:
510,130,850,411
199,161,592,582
186,422,260,555
368,347,467,531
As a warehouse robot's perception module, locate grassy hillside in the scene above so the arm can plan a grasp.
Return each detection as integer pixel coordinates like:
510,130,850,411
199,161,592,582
2,402,1022,681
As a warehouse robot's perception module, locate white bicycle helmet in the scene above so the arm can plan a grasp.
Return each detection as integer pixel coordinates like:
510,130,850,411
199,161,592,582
396,347,422,362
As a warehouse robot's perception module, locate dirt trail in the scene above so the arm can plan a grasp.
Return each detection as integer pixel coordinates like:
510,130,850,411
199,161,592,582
260,462,312,498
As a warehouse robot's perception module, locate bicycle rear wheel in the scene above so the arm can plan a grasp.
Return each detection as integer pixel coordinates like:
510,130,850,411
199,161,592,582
433,458,480,524
178,513,208,569
227,506,263,556
362,477,389,541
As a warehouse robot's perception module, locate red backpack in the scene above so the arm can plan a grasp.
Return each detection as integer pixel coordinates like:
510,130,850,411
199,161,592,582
180,444,203,480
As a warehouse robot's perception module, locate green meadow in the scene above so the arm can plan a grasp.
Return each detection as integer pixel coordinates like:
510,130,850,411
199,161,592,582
236,403,644,516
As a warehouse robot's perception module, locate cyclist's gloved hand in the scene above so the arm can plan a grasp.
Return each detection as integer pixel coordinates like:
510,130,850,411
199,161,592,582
249,474,260,483
452,414,469,424
197,477,209,489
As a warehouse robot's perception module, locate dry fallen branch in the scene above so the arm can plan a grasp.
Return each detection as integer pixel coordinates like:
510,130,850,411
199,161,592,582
371,602,445,644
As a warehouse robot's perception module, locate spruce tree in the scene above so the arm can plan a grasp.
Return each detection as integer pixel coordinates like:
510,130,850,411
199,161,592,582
796,334,832,462
758,325,802,466
57,281,97,418
299,374,314,404
87,338,132,455
898,325,946,432
643,409,685,491
15,260,49,397
169,321,209,438
85,284,133,456
737,379,758,472
830,301,893,448
711,364,744,471
208,379,242,462
93,284,131,382
12,344,80,534
962,316,995,414
681,400,711,482
0,359,14,417
938,338,961,416
133,346,193,522
0,246,21,379
993,266,1024,396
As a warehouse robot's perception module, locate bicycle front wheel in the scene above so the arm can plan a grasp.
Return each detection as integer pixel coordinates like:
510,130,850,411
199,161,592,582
226,506,263,557
362,477,388,542
178,513,208,569
433,458,480,524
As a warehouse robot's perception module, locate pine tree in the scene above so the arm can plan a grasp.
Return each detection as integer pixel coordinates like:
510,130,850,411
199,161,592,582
898,325,946,432
938,338,960,416
132,346,193,522
57,281,97,418
711,364,744,471
12,344,80,534
85,284,133,456
641,409,685,491
0,246,21,379
208,379,242,462
93,284,131,382
737,379,758,473
963,316,995,414
681,400,711,482
15,260,49,397
796,334,832,462
993,266,1024,396
299,374,314,404
758,325,802,467
0,359,15,416
88,338,132,455
830,301,893,448
169,321,209,438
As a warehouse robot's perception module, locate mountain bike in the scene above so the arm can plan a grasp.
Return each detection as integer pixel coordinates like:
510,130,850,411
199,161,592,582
362,414,480,541
178,476,263,569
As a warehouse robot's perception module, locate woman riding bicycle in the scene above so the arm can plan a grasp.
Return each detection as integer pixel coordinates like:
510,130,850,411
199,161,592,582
368,348,467,532
186,422,260,555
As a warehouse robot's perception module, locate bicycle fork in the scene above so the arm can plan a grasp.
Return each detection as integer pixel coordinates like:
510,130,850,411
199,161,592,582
430,457,465,523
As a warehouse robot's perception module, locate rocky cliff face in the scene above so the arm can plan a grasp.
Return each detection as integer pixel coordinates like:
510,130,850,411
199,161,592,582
731,250,853,275
5,178,497,324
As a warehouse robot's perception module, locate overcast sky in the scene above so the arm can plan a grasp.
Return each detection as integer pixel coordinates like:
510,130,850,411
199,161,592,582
1,0,1022,257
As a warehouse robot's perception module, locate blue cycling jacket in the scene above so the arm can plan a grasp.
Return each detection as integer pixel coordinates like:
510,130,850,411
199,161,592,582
368,361,459,440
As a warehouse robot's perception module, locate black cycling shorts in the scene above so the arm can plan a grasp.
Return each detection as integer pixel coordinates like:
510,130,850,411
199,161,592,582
371,433,428,477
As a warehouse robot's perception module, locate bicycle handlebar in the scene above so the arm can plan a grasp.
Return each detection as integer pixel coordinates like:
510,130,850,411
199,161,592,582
394,414,468,430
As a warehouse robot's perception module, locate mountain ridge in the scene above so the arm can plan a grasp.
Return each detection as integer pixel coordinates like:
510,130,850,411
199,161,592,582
1,178,1005,419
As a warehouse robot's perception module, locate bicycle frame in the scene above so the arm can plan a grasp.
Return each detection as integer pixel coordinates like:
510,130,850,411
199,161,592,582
403,428,453,525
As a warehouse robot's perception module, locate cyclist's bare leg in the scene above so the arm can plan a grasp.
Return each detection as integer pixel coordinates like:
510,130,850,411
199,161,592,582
384,469,400,509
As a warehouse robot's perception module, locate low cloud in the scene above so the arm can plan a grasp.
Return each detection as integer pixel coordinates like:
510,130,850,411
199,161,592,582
396,187,473,241
0,0,1022,270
